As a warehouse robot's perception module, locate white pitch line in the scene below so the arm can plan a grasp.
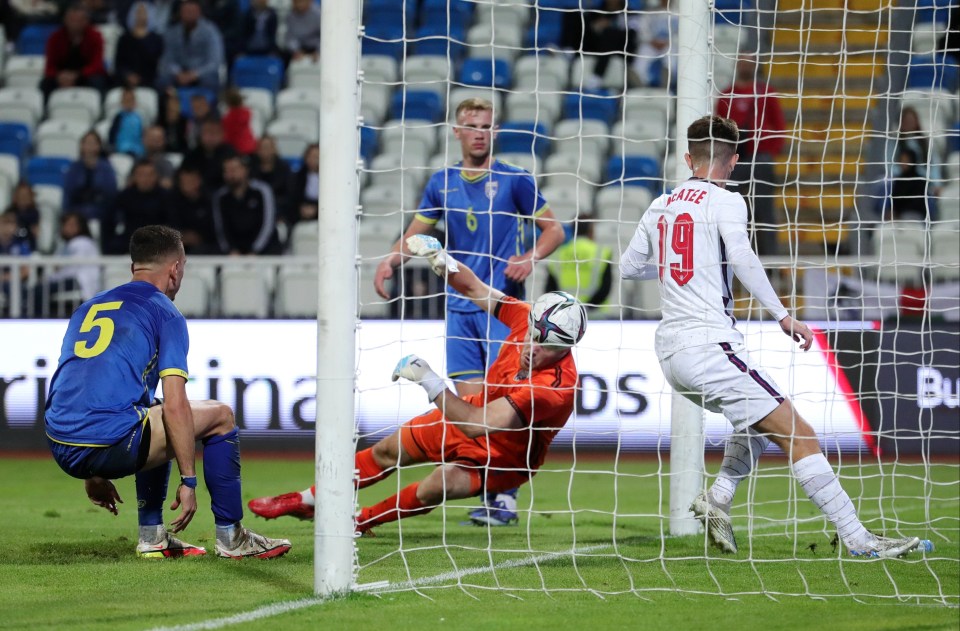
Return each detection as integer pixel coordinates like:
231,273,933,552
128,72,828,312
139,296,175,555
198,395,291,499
147,598,327,631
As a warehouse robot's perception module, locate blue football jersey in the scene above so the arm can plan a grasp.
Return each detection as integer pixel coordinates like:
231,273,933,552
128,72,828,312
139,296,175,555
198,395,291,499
45,281,189,447
416,160,549,312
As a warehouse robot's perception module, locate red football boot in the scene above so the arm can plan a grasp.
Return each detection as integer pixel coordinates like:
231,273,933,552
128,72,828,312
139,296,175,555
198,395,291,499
247,492,315,520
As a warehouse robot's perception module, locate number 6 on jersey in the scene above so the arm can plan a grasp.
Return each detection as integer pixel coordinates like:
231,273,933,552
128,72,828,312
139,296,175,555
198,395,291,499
657,213,695,286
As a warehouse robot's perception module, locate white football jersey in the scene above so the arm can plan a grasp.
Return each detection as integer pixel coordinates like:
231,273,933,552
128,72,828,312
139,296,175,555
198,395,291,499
620,178,788,360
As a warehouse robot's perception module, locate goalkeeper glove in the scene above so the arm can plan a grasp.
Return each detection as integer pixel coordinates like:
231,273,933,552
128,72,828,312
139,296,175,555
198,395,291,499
406,235,459,277
391,354,446,402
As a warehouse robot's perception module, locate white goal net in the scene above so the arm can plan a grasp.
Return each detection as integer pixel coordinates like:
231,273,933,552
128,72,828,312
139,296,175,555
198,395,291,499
341,0,959,604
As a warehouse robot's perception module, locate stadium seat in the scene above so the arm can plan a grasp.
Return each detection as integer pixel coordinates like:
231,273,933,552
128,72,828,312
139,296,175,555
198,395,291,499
949,123,960,155
232,55,285,94
513,54,569,92
553,119,610,166
93,119,111,145
524,9,564,49
0,155,19,188
35,119,87,159
713,24,745,58
360,125,379,163
562,91,619,125
931,225,960,282
104,86,159,124
3,55,45,88
96,24,122,71
108,153,134,189
275,266,319,317
48,87,102,127
360,84,392,125
177,87,218,117
267,118,319,160
360,184,417,224
459,58,512,90
495,152,541,176
906,54,960,92
420,0,474,31
544,151,603,187
541,184,595,222
16,24,57,55
277,88,322,126
497,121,550,158
361,55,399,86
466,22,524,62
35,188,62,253
595,185,655,222
174,270,212,317
413,24,466,59
27,157,71,188
612,119,669,159
0,122,31,161
607,155,662,191
166,152,183,170
363,24,405,60
945,151,960,183
401,55,454,100
570,55,627,93
476,2,531,35
390,90,443,123
287,56,322,89
622,87,674,126
875,220,928,286
0,87,44,133
380,122,438,161
900,89,956,141
239,87,275,123
370,152,432,190
289,220,319,256
220,266,273,318
506,91,562,126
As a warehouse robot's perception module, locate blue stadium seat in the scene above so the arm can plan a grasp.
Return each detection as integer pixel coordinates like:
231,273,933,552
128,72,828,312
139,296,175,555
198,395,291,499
606,156,662,192
366,0,416,26
459,59,512,90
16,24,58,55
906,54,960,92
26,157,72,188
177,87,218,117
948,123,960,155
562,91,619,125
420,0,474,31
714,0,753,25
915,0,952,23
360,126,378,163
363,24,405,60
390,91,442,122
413,24,465,58
497,122,550,158
232,55,285,94
0,123,31,161
525,11,564,49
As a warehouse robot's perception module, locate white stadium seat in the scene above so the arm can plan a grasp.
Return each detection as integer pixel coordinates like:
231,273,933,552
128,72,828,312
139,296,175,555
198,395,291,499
3,55,45,88
570,54,627,93
541,184,595,221
239,87,275,123
380,122,438,160
289,220,319,256
362,55,399,85
103,87,158,125
276,88,322,126
108,153,134,188
173,269,213,317
35,119,88,159
48,87,102,127
622,87,674,125
287,56,322,89
267,118,319,160
402,55,454,100
931,224,960,282
544,151,603,187
360,184,417,223
360,83,391,126
514,55,569,92
0,87,44,132
466,22,524,62
0,155,20,188
275,266,319,317
553,119,610,167
506,91,562,126
96,24,122,71
875,220,928,286
370,152,433,190
594,185,655,223
611,119,669,159
34,185,64,253
220,266,273,318
496,152,541,176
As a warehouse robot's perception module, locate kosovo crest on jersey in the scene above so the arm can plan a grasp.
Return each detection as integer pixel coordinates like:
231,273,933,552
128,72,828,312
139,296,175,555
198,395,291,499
485,180,499,200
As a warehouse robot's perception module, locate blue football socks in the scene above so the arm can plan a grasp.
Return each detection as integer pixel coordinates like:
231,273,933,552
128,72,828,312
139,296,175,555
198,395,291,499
202,427,242,527
136,461,171,528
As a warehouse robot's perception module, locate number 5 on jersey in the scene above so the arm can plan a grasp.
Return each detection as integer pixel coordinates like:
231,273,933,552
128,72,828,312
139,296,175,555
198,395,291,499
74,301,123,358
657,213,694,286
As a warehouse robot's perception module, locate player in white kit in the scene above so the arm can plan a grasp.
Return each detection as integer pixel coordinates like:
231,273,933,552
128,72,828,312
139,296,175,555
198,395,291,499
620,115,920,558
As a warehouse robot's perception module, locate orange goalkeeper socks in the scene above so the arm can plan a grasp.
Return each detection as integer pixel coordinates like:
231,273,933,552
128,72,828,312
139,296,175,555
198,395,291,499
355,448,394,489
357,482,433,531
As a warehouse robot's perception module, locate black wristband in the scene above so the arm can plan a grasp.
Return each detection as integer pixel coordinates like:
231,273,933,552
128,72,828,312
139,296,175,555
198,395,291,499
180,476,198,489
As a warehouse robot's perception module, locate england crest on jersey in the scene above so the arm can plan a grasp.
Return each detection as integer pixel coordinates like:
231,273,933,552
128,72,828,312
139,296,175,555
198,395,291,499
485,180,499,200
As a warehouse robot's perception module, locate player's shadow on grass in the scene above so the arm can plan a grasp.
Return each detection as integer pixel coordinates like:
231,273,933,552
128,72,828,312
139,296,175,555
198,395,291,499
20,539,131,564
214,554,312,593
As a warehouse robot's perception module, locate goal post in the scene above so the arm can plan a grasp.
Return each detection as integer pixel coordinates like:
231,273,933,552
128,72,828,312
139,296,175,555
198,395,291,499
315,0,361,598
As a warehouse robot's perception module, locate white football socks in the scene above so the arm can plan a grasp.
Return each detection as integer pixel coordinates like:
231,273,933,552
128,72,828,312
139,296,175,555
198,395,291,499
793,453,873,549
300,487,315,507
709,429,770,511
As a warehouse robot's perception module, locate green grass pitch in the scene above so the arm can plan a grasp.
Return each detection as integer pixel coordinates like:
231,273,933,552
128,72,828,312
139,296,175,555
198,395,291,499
0,455,957,630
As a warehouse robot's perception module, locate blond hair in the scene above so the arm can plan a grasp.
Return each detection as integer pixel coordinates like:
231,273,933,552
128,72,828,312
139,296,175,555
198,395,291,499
455,97,495,122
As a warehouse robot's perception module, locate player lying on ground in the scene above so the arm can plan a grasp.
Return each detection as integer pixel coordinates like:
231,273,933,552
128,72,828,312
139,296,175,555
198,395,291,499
620,114,920,558
45,226,291,559
249,235,587,534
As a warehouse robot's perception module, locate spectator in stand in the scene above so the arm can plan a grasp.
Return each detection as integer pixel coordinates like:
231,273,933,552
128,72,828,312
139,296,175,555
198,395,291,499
143,125,176,188
171,164,217,254
887,146,932,222
221,88,257,156
101,159,175,254
40,4,108,100
242,0,279,57
4,182,41,251
939,6,959,65
250,136,294,225
545,216,613,315
63,131,118,221
1,0,60,42
560,0,639,89
161,87,190,153
156,0,224,93
204,0,244,64
212,155,281,255
716,53,786,256
114,1,164,89
29,212,101,317
182,117,236,193
284,0,321,63
290,143,319,224
186,91,215,149
894,106,942,194
630,0,678,88
79,0,111,24
108,87,145,156
0,209,32,314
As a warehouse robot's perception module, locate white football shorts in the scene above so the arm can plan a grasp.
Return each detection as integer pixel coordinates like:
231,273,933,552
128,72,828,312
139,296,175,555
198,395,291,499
660,341,785,432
